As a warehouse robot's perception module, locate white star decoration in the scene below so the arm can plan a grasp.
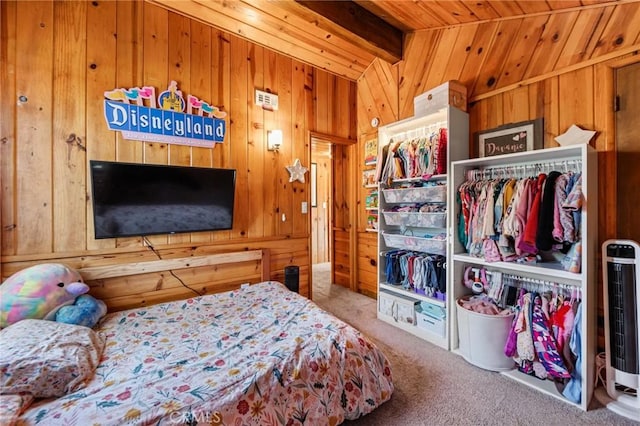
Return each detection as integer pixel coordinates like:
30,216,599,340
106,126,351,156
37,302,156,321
286,159,308,183
554,124,596,146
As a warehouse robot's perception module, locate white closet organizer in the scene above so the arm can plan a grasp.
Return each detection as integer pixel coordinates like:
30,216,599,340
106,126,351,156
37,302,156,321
377,106,469,350
449,144,597,410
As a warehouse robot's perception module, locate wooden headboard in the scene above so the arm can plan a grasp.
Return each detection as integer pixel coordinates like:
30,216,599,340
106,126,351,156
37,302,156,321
78,249,271,312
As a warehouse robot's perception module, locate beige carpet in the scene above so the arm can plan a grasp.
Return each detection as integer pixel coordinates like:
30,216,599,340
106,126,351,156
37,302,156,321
311,262,639,426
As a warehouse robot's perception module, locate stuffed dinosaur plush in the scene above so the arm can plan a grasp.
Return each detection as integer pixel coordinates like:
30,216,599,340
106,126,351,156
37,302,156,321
0,263,91,329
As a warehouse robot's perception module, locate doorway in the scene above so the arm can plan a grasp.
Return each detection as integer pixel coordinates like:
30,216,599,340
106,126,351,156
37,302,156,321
311,138,332,293
616,62,640,242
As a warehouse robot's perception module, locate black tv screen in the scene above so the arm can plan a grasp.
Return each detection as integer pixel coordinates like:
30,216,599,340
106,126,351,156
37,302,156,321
90,160,236,239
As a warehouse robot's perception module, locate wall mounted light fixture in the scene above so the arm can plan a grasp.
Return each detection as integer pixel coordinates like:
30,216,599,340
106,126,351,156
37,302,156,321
267,129,283,151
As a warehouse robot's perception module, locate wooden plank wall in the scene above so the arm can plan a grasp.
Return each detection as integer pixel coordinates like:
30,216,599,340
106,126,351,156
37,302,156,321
0,1,357,310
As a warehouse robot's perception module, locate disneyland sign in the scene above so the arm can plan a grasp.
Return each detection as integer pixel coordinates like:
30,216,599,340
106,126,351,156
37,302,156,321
103,81,226,148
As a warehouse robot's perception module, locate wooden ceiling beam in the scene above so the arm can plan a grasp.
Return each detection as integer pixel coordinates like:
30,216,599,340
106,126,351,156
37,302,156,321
294,0,403,64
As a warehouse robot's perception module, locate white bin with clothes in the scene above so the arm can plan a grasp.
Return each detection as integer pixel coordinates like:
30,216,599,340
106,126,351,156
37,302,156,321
456,296,515,371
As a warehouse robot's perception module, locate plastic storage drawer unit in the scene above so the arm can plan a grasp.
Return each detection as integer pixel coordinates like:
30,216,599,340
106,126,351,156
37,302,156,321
379,290,419,325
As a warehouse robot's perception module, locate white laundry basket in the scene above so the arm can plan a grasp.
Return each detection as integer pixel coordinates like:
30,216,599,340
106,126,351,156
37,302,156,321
456,297,516,372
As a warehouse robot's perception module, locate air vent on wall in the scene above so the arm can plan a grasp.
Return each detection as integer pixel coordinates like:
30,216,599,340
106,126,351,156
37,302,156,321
255,89,279,111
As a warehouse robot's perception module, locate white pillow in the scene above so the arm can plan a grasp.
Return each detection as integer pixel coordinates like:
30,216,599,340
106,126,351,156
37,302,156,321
0,319,105,398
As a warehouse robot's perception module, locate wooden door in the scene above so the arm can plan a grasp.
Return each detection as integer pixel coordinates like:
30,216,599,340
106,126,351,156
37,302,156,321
616,62,640,243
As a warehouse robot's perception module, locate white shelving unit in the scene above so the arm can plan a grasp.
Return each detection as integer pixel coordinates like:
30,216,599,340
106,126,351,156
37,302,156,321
448,144,597,410
376,106,469,350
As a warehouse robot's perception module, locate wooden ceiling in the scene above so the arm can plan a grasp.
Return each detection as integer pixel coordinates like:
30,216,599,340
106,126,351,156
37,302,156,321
354,0,617,31
150,0,640,88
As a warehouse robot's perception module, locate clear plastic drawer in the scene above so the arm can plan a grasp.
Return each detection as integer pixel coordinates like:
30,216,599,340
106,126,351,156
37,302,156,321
382,185,446,203
382,211,446,228
381,232,446,255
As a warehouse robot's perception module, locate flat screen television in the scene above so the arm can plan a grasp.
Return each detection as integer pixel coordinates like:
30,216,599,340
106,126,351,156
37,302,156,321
90,160,236,239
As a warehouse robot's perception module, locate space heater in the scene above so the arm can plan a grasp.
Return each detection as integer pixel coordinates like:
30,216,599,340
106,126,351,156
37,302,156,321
598,240,640,420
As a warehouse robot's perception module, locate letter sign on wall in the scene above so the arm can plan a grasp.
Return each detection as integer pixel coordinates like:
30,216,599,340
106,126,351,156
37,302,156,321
103,81,227,148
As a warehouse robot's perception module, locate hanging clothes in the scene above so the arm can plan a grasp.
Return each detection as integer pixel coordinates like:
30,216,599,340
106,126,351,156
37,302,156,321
378,128,448,182
456,170,583,271
383,249,446,299
562,301,583,404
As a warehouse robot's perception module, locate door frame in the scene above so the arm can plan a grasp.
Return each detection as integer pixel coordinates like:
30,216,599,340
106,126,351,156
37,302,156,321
594,55,640,243
308,131,357,292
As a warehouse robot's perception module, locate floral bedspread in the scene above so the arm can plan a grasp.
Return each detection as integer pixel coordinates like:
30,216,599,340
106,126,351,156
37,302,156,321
19,281,393,425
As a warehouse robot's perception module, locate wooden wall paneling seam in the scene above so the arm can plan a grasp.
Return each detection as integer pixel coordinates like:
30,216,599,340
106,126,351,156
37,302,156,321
142,4,170,249
52,1,88,253
399,30,443,119
501,86,530,124
115,0,145,202
327,74,337,135
249,43,266,239
544,76,561,147
229,36,250,240
216,30,233,166
487,91,505,129
0,0,17,256
356,69,388,133
167,12,193,246
211,28,234,243
418,1,473,25
440,25,479,84
462,1,501,20
277,54,294,237
591,2,640,57
472,18,525,96
265,49,279,238
191,20,217,244
314,70,328,134
515,0,552,14
457,22,499,102
334,77,350,139
528,81,546,124
593,61,616,286
348,142,358,292
291,62,308,236
485,0,525,16
525,11,581,79
585,5,619,63
558,67,595,132
367,62,398,126
497,15,550,88
15,1,54,255
554,7,610,69
422,27,462,92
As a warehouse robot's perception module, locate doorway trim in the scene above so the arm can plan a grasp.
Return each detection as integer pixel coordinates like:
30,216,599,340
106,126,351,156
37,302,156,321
309,131,357,292
594,55,640,242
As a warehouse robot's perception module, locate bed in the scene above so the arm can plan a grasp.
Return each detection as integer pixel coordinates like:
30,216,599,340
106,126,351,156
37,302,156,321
0,250,393,425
